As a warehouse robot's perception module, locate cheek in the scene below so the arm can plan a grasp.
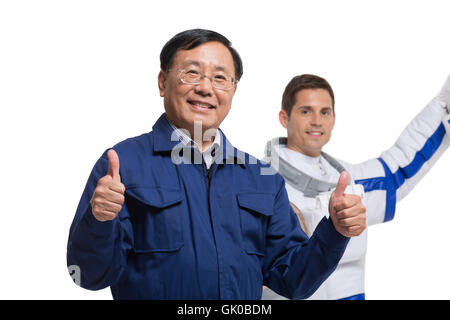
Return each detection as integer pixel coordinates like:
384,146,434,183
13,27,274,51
293,118,307,134
287,122,301,140
326,120,335,133
217,93,233,110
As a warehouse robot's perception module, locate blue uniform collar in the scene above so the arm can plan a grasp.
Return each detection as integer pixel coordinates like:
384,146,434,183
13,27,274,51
152,113,246,167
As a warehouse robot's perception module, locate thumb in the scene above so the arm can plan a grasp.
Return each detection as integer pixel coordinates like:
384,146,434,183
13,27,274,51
107,149,120,181
334,171,350,198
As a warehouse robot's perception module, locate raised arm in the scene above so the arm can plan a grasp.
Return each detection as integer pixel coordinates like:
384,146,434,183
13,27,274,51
347,76,450,225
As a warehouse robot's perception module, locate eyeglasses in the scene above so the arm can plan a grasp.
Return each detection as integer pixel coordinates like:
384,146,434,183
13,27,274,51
167,69,238,91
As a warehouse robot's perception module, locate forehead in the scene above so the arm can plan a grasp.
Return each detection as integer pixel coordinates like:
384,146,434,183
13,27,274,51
171,41,235,75
294,88,332,108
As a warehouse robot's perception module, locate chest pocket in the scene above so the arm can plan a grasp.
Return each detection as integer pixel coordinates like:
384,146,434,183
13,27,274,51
237,193,274,256
125,187,184,253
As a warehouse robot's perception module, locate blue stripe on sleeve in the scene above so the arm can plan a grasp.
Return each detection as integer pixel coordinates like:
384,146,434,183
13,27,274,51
339,293,365,300
399,124,446,179
378,158,397,222
355,123,446,222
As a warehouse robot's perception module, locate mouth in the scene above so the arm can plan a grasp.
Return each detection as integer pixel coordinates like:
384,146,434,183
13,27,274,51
187,100,216,110
306,130,324,136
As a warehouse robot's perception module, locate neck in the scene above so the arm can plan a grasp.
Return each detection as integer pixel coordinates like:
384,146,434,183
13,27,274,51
167,116,218,152
286,142,321,158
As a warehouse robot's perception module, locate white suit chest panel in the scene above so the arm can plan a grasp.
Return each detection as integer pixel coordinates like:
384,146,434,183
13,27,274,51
285,183,367,263
279,147,367,262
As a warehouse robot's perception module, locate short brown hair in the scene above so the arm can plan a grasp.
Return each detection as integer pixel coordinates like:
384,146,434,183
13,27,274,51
282,74,335,116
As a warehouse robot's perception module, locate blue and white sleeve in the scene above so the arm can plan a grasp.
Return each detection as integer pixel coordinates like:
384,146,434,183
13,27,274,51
347,88,450,226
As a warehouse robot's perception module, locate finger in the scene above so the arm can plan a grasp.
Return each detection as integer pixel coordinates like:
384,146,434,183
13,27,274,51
95,212,115,222
108,181,125,195
336,215,365,228
94,200,122,213
334,171,350,198
335,203,365,219
103,189,125,205
332,194,362,213
107,149,120,182
93,207,118,221
347,225,365,237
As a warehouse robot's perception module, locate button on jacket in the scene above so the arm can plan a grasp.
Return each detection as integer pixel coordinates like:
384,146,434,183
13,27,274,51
67,113,349,299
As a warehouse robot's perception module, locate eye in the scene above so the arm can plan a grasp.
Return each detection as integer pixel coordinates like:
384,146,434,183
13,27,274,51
214,74,227,82
301,109,311,115
186,69,199,75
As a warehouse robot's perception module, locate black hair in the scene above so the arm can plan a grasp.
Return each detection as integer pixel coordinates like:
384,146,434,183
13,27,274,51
160,29,243,81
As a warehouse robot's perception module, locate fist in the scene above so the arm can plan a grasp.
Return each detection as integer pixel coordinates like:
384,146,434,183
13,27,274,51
329,171,366,237
90,149,125,222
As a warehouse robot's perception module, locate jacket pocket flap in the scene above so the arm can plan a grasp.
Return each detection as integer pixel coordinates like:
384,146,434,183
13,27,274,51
237,193,274,216
126,187,183,208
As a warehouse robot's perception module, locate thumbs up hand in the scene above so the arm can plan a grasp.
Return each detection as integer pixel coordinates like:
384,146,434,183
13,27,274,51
329,171,366,237
90,149,126,222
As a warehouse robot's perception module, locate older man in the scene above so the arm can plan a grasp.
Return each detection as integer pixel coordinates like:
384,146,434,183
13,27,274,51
263,74,450,300
67,29,366,299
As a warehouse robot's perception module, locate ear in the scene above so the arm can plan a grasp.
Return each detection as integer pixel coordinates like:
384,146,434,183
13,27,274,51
158,70,167,97
279,109,289,129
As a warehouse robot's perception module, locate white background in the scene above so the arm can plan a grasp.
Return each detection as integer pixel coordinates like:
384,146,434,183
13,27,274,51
1,0,449,299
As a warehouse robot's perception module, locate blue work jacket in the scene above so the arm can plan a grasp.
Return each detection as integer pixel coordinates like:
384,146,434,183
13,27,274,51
67,113,349,299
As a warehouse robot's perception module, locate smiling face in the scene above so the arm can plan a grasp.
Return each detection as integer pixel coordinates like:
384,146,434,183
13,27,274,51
279,88,335,157
158,41,237,138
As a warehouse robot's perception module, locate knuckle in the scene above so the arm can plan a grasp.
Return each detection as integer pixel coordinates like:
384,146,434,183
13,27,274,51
98,176,109,185
95,188,107,198
337,198,346,207
338,209,349,219
342,198,350,207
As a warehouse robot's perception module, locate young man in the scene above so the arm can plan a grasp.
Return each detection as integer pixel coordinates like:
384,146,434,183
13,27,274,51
263,74,450,300
66,30,366,299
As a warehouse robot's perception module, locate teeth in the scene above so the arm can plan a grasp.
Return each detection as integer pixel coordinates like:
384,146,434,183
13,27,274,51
192,102,212,109
308,132,322,136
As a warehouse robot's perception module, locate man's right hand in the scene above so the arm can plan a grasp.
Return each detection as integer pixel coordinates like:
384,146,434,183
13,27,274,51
90,149,125,222
329,171,366,237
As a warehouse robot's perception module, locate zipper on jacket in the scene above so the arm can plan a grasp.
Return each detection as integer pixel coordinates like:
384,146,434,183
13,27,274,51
203,160,221,299
203,161,211,186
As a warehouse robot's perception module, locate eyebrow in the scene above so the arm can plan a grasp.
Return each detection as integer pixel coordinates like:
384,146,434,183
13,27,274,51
181,60,230,73
297,105,333,112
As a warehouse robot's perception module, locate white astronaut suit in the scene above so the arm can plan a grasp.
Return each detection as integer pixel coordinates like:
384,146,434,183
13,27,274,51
262,77,450,300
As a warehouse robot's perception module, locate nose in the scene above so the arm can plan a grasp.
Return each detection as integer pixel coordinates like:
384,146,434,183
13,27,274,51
311,112,322,126
194,75,214,96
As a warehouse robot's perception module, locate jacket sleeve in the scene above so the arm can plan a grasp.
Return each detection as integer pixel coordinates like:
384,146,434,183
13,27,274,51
346,92,450,225
66,150,133,290
262,176,349,300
